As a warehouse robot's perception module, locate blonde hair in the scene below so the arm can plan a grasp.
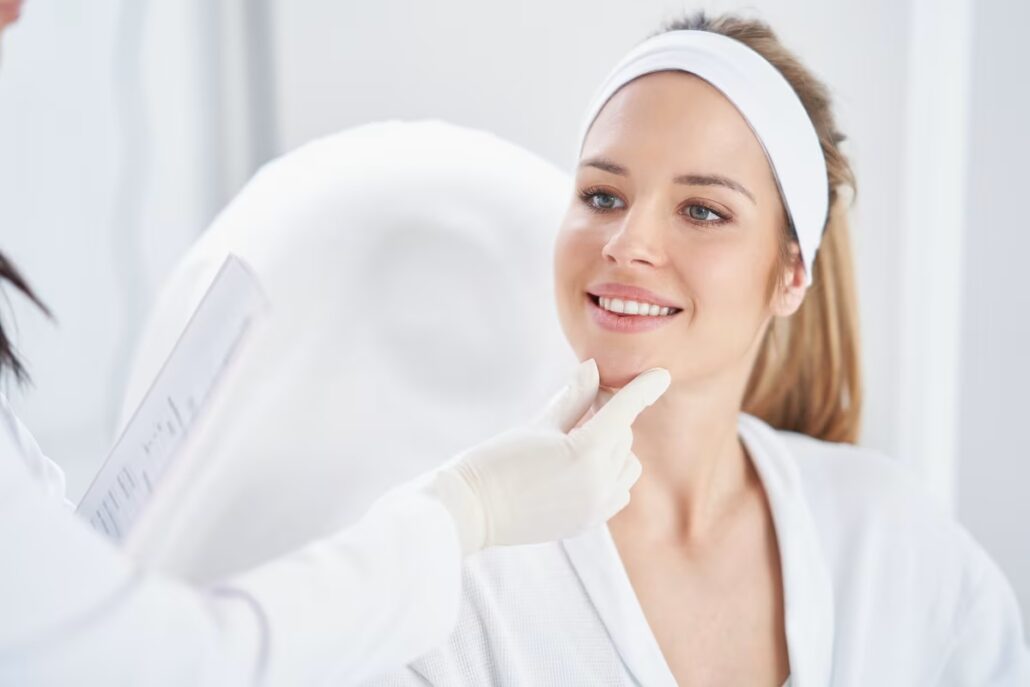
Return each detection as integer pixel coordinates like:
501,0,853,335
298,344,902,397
662,13,863,443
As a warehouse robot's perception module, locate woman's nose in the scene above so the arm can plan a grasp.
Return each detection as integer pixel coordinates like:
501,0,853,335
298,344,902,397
601,207,666,268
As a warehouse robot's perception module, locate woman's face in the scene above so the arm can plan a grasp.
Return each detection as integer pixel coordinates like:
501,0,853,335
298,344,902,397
555,70,800,389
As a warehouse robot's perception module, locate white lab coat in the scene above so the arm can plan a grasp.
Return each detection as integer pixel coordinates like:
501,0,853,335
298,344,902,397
0,393,463,686
367,414,1030,686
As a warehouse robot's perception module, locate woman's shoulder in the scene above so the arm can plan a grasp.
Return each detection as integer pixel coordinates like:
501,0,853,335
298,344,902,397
765,423,1029,679
0,393,69,502
748,416,996,597
767,422,944,523
768,422,1001,573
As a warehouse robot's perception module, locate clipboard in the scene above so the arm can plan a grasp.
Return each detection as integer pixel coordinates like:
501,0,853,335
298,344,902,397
76,254,269,544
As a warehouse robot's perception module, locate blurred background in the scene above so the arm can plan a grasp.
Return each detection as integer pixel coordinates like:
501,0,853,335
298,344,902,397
0,0,1026,624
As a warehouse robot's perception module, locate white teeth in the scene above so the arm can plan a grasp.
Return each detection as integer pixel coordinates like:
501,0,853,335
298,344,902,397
596,296,676,317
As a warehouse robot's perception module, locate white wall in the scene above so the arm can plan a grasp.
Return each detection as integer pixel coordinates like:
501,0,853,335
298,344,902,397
957,0,1030,629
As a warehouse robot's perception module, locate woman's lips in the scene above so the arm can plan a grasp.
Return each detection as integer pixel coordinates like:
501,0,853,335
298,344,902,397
586,293,680,333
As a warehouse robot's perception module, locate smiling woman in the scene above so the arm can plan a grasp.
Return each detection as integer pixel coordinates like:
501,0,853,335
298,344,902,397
562,21,860,444
368,11,1029,687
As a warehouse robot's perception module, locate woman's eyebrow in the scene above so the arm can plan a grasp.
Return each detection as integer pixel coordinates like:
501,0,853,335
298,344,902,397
674,173,756,204
579,157,628,176
580,157,756,205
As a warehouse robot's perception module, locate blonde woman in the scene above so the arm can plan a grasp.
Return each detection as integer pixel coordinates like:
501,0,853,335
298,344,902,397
371,13,1030,686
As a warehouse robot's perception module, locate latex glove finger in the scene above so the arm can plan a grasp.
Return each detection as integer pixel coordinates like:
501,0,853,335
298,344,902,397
607,427,634,468
578,368,671,446
614,452,643,494
605,488,632,519
602,455,641,521
535,359,600,432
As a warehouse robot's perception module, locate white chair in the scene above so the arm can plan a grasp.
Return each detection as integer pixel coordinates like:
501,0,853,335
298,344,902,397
118,121,574,582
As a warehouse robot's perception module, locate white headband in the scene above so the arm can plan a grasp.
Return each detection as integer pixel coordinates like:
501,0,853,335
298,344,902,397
579,30,828,286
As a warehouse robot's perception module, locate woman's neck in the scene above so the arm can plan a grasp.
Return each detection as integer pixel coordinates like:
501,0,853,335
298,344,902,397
602,367,756,545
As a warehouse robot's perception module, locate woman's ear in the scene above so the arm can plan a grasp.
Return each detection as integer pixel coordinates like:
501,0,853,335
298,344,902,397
771,244,807,317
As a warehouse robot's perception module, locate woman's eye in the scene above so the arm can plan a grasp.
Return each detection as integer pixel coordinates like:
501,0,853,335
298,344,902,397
585,191,625,211
685,204,724,222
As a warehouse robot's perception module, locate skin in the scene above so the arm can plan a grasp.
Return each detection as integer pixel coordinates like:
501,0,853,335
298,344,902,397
554,70,808,685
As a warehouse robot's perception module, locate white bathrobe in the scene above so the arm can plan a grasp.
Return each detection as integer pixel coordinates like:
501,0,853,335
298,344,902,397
365,414,1030,686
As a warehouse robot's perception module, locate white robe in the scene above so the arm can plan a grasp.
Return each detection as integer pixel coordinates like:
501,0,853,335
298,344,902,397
366,414,1030,686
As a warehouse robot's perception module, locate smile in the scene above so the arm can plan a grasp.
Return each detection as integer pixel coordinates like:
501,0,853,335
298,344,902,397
586,293,682,333
594,295,679,317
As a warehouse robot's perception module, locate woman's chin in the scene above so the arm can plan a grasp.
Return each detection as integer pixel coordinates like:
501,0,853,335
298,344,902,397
595,358,656,390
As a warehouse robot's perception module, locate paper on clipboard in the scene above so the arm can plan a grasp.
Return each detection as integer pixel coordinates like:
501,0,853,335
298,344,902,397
76,254,268,544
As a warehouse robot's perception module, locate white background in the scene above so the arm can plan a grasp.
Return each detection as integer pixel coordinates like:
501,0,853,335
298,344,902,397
0,0,1026,626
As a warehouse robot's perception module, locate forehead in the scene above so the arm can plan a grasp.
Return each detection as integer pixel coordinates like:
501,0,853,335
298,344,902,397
581,71,774,184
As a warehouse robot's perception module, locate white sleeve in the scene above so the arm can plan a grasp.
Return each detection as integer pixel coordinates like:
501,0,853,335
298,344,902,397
0,394,73,509
1,401,463,686
225,485,463,685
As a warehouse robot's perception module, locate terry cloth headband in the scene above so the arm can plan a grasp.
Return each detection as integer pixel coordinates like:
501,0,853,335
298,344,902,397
579,30,828,286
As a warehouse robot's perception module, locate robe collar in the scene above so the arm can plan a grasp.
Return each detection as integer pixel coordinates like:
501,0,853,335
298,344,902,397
561,413,835,686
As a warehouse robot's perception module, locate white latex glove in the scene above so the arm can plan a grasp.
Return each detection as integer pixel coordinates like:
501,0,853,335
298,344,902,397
427,359,670,555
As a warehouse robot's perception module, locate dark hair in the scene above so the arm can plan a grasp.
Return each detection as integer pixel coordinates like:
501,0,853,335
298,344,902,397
0,251,51,384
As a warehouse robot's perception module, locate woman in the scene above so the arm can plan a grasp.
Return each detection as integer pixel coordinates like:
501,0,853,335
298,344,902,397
369,13,1030,686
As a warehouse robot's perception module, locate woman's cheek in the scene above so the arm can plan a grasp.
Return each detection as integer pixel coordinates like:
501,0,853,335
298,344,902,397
553,231,576,299
679,238,762,301
553,230,582,331
691,253,775,361
555,220,600,284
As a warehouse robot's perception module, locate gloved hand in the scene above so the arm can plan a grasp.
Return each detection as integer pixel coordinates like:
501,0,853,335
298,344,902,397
426,359,670,555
